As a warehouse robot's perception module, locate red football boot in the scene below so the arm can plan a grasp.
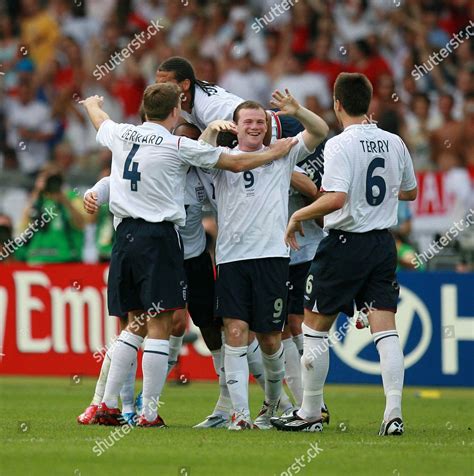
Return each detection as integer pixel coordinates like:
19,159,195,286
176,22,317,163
136,415,167,428
77,404,98,425
96,402,126,426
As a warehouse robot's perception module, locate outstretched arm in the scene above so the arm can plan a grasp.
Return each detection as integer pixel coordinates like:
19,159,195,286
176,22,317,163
270,89,329,151
79,95,110,131
215,137,298,172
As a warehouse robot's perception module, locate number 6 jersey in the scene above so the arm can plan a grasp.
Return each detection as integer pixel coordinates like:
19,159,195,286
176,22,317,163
321,123,417,232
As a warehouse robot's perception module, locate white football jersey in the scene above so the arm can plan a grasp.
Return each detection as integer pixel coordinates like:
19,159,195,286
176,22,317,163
213,133,314,265
180,168,209,260
289,167,325,265
96,120,224,228
181,84,243,131
196,167,217,212
322,123,417,232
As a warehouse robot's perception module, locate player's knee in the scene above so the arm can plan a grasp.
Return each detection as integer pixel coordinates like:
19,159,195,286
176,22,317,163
288,314,303,336
224,319,248,346
172,309,187,336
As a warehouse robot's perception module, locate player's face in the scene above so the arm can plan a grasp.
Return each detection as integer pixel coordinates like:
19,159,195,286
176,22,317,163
236,108,267,150
155,70,192,112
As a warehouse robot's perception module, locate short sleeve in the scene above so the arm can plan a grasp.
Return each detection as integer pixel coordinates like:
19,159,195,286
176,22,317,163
399,139,417,191
96,119,120,149
286,132,316,169
178,137,224,169
85,176,110,205
321,138,351,193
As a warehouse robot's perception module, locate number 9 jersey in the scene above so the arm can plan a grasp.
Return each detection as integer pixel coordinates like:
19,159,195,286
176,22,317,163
321,123,417,233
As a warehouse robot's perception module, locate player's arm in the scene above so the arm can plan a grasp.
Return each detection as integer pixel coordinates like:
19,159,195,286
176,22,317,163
79,95,110,131
399,188,417,201
270,89,329,151
285,192,346,250
290,171,319,201
179,135,297,172
215,137,297,172
398,138,418,201
83,176,111,214
199,120,237,147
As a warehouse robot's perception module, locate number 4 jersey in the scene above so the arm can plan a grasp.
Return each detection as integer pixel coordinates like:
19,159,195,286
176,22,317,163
212,132,314,266
96,119,223,228
322,123,417,232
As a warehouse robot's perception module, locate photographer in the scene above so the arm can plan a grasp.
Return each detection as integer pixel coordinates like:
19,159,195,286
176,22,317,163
19,163,86,264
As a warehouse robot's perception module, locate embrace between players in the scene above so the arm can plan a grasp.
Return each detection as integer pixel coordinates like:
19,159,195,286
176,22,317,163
77,57,417,435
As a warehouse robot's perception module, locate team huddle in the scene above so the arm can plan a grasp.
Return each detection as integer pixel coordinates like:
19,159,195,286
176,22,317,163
77,57,417,435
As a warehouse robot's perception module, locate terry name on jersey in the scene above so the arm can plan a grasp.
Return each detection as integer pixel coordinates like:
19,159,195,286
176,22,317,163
359,139,390,154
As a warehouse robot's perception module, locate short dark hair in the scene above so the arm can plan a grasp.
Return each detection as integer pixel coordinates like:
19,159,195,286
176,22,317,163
142,83,181,121
173,122,201,140
334,73,373,116
233,100,266,123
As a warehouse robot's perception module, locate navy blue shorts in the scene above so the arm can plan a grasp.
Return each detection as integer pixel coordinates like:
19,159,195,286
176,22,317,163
215,258,290,333
287,260,312,316
184,250,217,328
272,109,325,188
304,229,399,317
108,218,186,317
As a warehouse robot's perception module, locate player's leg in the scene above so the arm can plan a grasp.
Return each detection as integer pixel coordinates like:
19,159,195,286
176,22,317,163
138,310,174,427
77,314,128,424
368,310,404,436
97,311,147,425
168,308,186,374
359,230,403,435
224,317,251,429
119,313,140,425
183,250,232,428
194,324,232,428
251,258,289,429
215,260,253,430
282,323,302,407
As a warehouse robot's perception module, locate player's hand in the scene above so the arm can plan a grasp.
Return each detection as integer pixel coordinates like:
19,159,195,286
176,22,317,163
270,89,301,116
267,137,298,159
83,191,99,214
209,120,237,135
285,216,304,250
79,95,104,108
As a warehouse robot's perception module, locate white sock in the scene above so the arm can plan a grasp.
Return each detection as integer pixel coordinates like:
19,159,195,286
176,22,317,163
297,323,329,422
120,361,137,414
247,338,266,391
261,344,285,406
142,339,169,422
373,330,404,421
282,337,303,407
91,342,116,405
211,347,232,417
293,333,304,356
103,331,143,409
224,344,250,416
167,334,184,375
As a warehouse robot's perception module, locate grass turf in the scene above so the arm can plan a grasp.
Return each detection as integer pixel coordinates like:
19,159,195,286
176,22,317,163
0,377,472,476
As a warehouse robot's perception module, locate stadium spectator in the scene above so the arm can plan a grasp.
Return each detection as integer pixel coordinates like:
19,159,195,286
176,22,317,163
401,93,441,171
5,78,56,175
430,94,464,164
273,55,331,110
19,0,60,72
18,163,85,264
220,45,271,106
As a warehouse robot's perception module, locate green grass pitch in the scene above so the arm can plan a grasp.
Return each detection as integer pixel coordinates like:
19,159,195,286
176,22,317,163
0,377,472,475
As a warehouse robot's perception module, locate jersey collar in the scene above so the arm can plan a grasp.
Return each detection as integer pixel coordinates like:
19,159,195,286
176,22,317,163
343,123,378,132
143,121,171,135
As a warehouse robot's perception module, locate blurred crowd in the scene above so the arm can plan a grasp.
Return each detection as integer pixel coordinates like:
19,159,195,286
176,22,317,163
0,0,473,268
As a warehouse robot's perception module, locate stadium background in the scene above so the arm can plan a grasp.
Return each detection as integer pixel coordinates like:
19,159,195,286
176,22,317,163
0,0,473,388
